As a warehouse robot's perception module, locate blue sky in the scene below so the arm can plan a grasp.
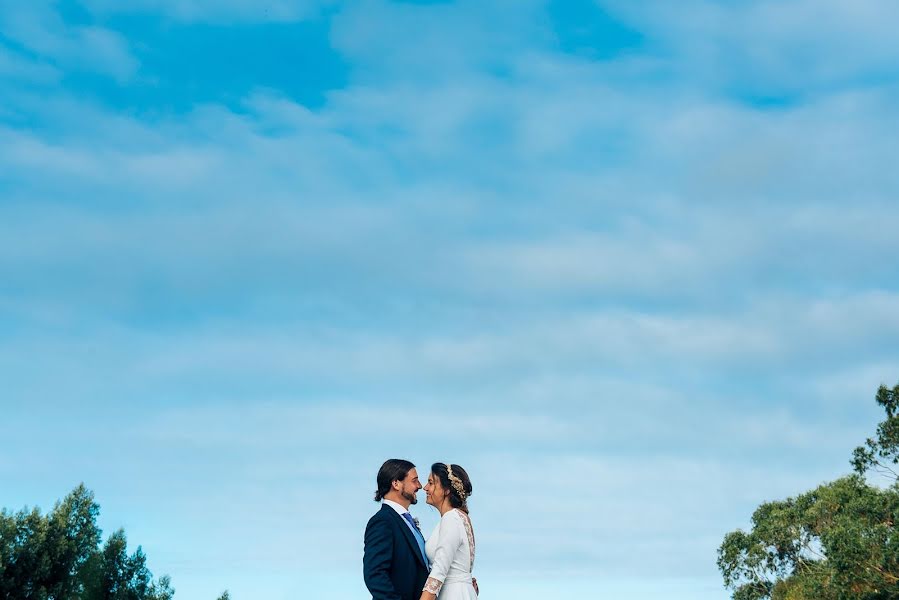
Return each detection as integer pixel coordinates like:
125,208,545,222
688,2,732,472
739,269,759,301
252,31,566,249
2,1,899,598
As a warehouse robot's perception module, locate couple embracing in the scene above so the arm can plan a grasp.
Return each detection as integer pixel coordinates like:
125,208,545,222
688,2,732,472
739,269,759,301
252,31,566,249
363,459,478,600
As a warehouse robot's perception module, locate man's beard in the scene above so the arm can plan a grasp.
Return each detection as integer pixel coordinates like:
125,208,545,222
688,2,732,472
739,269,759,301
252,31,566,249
402,489,418,504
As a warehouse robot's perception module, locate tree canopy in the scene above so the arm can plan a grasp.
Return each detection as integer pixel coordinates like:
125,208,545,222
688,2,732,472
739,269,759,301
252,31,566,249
718,383,899,600
0,484,175,600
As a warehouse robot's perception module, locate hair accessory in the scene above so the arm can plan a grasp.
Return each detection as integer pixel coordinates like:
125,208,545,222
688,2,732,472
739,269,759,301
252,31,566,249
446,464,467,500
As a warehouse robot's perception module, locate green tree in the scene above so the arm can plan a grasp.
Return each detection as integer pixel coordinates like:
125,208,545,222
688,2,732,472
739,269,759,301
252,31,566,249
0,484,101,599
81,530,174,600
718,383,899,600
853,383,899,479
0,485,174,600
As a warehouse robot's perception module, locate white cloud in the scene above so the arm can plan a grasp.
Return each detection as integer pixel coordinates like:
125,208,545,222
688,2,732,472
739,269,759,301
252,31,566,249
0,3,137,80
331,0,546,78
600,0,899,93
0,45,59,84
811,362,899,406
83,0,333,23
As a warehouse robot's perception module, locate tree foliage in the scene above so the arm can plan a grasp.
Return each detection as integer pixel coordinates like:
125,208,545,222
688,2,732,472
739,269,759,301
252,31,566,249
853,384,899,480
0,484,174,600
719,383,899,600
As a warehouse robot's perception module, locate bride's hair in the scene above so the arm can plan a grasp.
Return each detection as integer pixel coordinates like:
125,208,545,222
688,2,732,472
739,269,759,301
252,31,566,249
430,463,473,513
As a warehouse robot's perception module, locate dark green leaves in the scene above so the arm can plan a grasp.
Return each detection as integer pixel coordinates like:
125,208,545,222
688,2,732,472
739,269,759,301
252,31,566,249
853,384,899,477
0,485,175,600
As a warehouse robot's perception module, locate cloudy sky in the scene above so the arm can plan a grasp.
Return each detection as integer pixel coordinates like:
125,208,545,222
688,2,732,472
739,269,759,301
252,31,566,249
2,1,898,598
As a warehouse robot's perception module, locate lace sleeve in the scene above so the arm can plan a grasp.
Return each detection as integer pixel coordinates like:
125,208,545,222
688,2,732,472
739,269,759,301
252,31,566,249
423,577,442,594
422,511,463,593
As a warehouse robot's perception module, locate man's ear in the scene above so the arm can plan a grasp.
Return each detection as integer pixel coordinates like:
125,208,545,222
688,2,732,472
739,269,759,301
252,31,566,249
392,479,401,491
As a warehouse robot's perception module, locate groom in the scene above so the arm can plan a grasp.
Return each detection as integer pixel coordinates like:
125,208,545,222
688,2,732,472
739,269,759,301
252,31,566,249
363,459,430,600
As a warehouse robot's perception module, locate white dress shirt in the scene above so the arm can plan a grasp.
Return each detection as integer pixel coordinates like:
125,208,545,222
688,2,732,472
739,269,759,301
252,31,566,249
382,499,421,537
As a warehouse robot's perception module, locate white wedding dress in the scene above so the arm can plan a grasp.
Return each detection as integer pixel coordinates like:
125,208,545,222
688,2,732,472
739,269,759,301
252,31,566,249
423,508,477,599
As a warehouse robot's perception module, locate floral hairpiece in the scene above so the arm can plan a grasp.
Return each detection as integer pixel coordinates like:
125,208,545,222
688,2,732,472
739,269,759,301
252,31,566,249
446,464,467,500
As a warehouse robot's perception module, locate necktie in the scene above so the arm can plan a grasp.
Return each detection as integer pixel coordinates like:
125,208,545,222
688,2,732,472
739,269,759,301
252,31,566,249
402,512,429,567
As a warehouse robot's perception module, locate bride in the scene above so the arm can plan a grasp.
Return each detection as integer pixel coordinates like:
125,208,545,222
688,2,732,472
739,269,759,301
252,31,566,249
419,463,478,600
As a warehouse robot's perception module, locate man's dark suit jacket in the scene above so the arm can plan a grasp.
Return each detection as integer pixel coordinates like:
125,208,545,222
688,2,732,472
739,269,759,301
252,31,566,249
363,504,429,600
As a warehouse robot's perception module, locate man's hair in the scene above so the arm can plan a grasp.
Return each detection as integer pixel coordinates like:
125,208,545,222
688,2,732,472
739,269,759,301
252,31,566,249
374,459,416,502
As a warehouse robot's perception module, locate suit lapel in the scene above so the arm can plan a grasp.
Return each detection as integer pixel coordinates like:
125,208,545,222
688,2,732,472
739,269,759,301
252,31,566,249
382,505,427,568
